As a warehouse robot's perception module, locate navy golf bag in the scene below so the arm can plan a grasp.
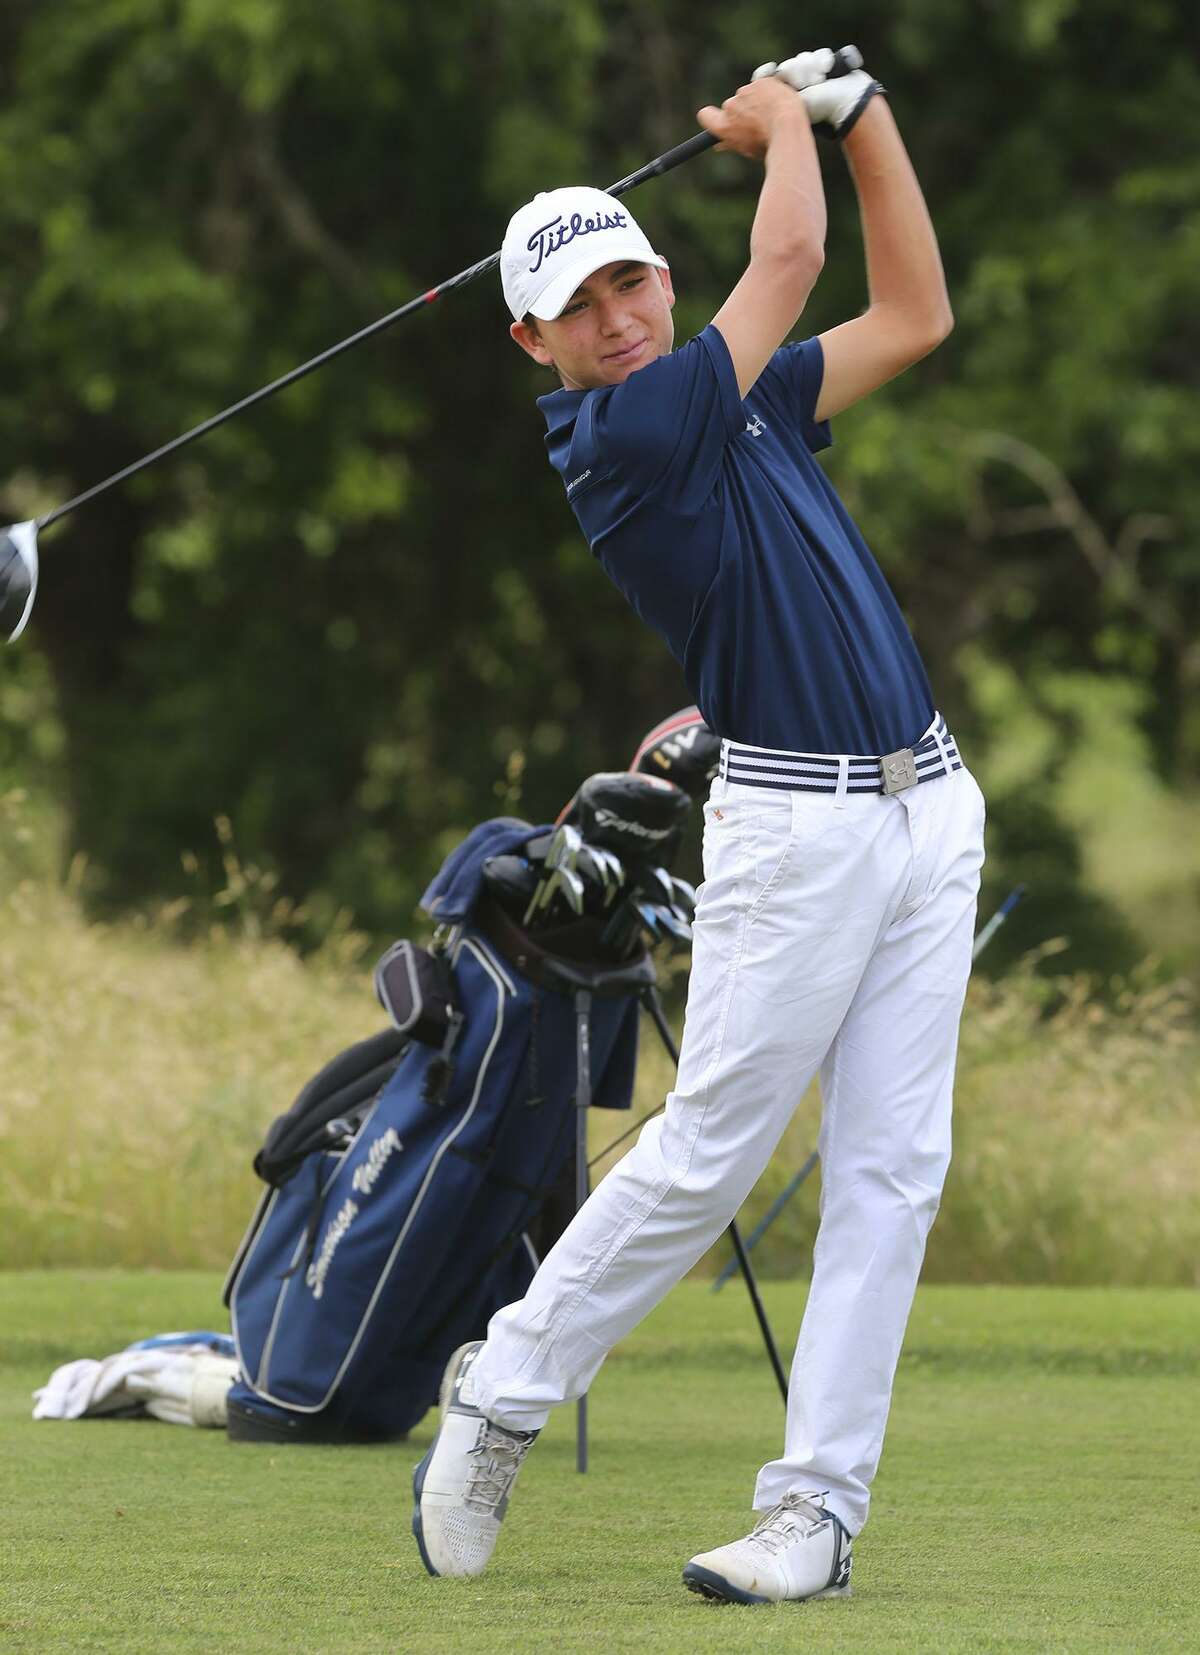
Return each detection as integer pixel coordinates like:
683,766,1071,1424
223,818,650,1444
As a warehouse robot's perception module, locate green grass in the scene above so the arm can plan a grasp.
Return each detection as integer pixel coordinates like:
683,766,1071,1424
2,1275,1197,1652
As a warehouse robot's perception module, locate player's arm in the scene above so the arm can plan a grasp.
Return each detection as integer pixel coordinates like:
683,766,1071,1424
814,97,953,421
697,78,828,399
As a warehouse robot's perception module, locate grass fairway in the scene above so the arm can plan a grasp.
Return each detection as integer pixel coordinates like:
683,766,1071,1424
2,1276,1196,1652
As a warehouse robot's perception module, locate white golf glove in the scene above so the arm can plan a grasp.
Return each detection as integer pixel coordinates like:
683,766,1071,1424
753,48,883,139
752,50,834,92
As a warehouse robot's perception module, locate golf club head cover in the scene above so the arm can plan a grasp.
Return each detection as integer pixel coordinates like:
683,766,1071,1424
574,771,691,869
630,706,721,799
480,852,540,919
0,520,38,643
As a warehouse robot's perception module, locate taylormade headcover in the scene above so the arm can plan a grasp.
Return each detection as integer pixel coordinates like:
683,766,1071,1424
630,706,721,799
571,772,691,868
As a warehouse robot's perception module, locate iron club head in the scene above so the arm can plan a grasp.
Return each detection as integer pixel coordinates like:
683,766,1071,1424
637,865,676,907
591,847,625,904
654,906,694,949
635,900,663,941
600,847,625,885
1,521,39,643
545,823,583,873
535,865,586,924
669,876,698,919
575,845,613,908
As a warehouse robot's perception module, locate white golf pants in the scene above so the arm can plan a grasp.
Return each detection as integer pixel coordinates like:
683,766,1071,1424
471,749,985,1536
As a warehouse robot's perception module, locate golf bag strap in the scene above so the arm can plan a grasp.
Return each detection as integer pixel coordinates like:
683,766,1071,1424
254,1027,408,1187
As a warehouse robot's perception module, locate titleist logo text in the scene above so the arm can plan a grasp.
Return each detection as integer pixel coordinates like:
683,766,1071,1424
527,209,629,274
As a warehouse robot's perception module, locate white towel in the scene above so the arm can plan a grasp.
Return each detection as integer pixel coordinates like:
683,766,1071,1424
33,1332,239,1426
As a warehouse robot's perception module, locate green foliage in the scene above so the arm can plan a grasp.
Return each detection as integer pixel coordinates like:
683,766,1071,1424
1,0,1197,974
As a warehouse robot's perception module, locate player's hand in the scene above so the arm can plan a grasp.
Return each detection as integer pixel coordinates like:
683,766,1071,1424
696,77,811,162
753,51,884,140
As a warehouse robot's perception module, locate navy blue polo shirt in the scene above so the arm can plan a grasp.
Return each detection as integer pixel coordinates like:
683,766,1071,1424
538,323,934,754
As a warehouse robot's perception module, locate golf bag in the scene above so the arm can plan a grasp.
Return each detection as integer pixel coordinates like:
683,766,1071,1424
223,820,647,1444
224,710,736,1445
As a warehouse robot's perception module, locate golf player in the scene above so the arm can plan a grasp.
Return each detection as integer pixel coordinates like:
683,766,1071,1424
413,52,985,1603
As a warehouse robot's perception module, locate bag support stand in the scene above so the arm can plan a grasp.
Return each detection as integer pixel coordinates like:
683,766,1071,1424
544,958,788,1475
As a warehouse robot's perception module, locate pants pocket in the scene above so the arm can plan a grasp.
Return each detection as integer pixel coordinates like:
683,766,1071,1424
746,796,797,915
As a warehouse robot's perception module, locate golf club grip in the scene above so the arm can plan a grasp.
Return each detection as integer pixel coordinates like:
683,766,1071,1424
608,46,862,197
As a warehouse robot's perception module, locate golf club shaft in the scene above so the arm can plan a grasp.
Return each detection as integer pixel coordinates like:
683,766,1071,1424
31,143,698,532
727,1221,790,1403
35,48,861,535
711,1152,820,1291
971,882,1026,961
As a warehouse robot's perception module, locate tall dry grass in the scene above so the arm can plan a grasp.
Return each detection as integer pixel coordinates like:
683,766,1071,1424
617,952,1199,1287
0,790,379,1269
2,788,1197,1281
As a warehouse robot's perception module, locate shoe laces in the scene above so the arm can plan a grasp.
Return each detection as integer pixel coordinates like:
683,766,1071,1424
462,1422,535,1515
746,1492,830,1556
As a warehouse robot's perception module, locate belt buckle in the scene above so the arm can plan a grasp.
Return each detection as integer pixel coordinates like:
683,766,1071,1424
881,747,918,795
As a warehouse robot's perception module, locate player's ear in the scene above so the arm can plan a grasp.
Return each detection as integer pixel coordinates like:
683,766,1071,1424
658,265,675,309
510,317,555,367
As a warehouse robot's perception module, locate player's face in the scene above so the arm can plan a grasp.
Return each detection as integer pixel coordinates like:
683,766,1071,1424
510,261,676,390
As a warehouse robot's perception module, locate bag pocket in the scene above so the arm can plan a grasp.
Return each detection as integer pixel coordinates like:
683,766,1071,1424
374,940,457,1044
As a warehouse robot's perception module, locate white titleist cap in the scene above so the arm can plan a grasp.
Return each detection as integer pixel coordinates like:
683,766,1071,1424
501,186,668,323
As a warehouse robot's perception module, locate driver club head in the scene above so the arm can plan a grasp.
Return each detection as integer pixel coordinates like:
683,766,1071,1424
1,521,39,643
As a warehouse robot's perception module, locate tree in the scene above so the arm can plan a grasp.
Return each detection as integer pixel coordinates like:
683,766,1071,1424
1,0,1195,974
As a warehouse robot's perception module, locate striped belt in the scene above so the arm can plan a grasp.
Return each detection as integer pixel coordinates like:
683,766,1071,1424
718,713,962,799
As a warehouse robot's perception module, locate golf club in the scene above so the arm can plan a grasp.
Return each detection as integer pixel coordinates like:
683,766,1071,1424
670,875,698,919
650,905,693,948
0,522,38,643
523,824,585,925
0,47,863,643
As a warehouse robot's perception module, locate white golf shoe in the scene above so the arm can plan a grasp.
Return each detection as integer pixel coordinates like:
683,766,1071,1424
683,1492,852,1604
411,1340,538,1578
